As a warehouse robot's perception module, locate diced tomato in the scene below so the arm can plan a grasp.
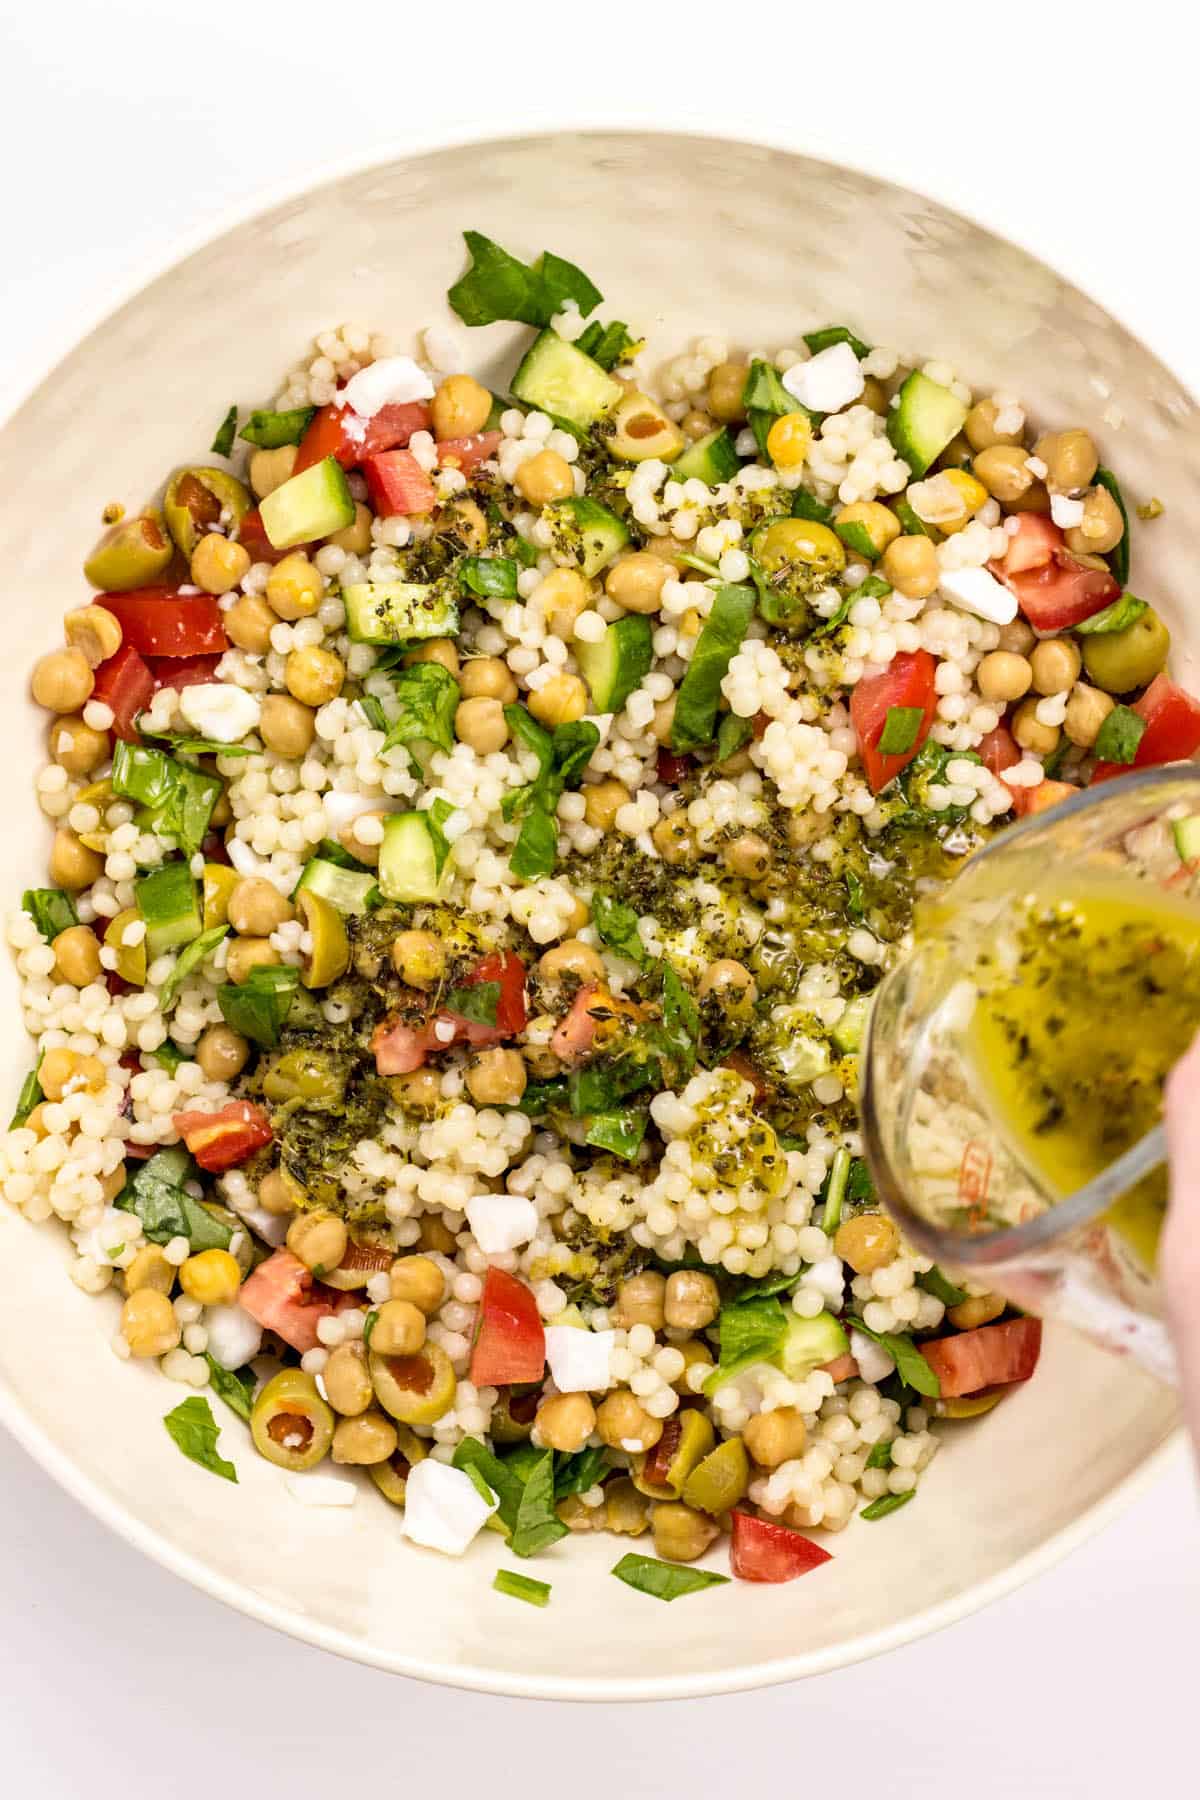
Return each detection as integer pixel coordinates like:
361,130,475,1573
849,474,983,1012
90,644,155,742
1092,674,1200,782
173,1098,273,1173
441,950,527,1044
1010,778,1079,818
640,1416,684,1490
98,589,228,658
551,983,627,1063
656,747,692,785
362,448,438,517
720,1048,771,1104
293,400,433,475
371,1014,431,1075
730,1511,834,1583
469,1267,546,1387
921,1317,1043,1398
989,513,1119,631
850,650,938,792
819,1353,859,1383
147,653,224,692
236,506,289,564
436,430,502,474
239,1248,341,1354
979,724,1020,778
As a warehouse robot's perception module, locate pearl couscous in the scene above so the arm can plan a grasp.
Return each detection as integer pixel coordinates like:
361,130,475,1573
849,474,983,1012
3,231,1191,1601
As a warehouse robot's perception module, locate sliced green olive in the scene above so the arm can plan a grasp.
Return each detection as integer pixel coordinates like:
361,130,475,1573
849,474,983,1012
322,1228,396,1292
631,1407,715,1500
941,1389,1006,1420
261,1047,346,1107
1081,606,1170,694
296,888,350,989
369,1342,457,1425
489,1384,540,1444
202,862,239,931
368,1424,429,1504
752,516,846,578
250,1368,334,1471
681,1435,751,1514
163,467,251,557
103,908,146,986
606,391,684,464
84,509,173,591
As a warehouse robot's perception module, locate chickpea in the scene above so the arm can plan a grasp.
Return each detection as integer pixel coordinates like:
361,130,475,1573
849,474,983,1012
563,893,590,934
615,1270,666,1331
120,1288,181,1357
557,1492,605,1532
259,694,316,758
652,1502,720,1563
707,361,749,424
698,958,756,1004
186,534,248,597
1011,697,1061,755
389,1067,443,1112
1065,485,1124,556
431,373,491,440
391,929,445,988
332,1412,398,1466
1064,682,1114,749
439,496,489,552
124,1244,175,1297
460,656,517,703
248,444,297,499
179,1248,242,1306
948,1291,1007,1331
388,1255,445,1314
225,936,281,984
417,1214,458,1256
605,552,669,615
49,828,103,891
642,535,690,569
682,409,715,440
663,1269,720,1330
651,813,697,866
266,552,322,619
196,1023,250,1083
536,1392,597,1454
523,1016,562,1078
743,1406,808,1468
514,449,574,507
287,1210,348,1274
834,1212,900,1275
224,593,276,654
964,398,1024,452
534,568,591,639
338,810,387,867
326,501,373,555
997,617,1036,655
972,444,1034,505
50,713,109,777
583,778,630,831
369,1298,426,1357
1029,637,1082,696
835,500,900,557
539,939,606,985
258,1168,302,1216
465,1047,527,1107
595,1389,663,1452
651,697,677,747
38,1046,105,1102
1006,480,1051,515
228,876,292,937
976,650,1034,704
405,637,460,676
881,534,940,601
323,1342,373,1416
454,696,509,753
528,673,588,729
51,924,101,987
722,832,772,879
285,646,344,707
32,648,94,715
605,1476,651,1536
1035,429,1098,494
64,604,123,668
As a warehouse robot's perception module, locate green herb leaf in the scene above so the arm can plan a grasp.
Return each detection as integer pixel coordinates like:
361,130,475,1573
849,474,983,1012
510,803,560,881
802,324,872,359
611,1554,729,1601
730,1269,802,1302
671,584,756,752
22,887,78,942
517,1076,570,1116
790,486,836,525
362,1309,379,1350
512,537,540,569
901,741,982,822
358,694,389,732
9,1063,43,1129
217,963,300,1048
210,404,238,458
460,555,519,600
453,1438,526,1532
916,1267,968,1307
443,981,500,1028
554,1445,610,1500
448,231,601,329
164,1395,237,1482
138,725,252,758
239,406,317,449
877,706,924,756
1093,704,1146,765
114,741,223,855
742,360,798,418
658,962,700,1082
1094,468,1131,587
508,1449,570,1558
462,1461,500,1508
821,1147,852,1235
206,1357,255,1422
380,662,460,767
551,720,601,790
1074,593,1148,635
503,709,599,881
844,871,866,920
704,1294,789,1393
846,1318,941,1398
865,1439,894,1470
861,1489,915,1521
574,319,637,370
494,1568,551,1607
715,712,753,763
592,890,647,965
116,1148,233,1252
584,1105,648,1160
159,924,228,1015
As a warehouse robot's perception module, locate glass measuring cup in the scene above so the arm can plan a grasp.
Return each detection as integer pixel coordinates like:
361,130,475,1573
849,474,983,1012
860,765,1200,1386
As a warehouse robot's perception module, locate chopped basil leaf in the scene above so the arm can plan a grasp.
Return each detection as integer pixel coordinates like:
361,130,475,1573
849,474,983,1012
443,980,500,1028
846,1317,941,1397
217,963,300,1048
494,1568,551,1607
512,536,540,569
503,709,599,880
1074,593,1147,635
116,1148,232,1252
380,662,460,768
462,1461,500,1508
730,1268,801,1302
573,319,637,370
916,1267,969,1307
460,555,519,599
716,712,753,763
453,1437,526,1532
791,486,836,525
206,1357,255,1422
510,804,560,881
802,324,872,359
865,1439,894,1470
678,552,721,578
554,1445,610,1499
517,1076,570,1116
1093,704,1146,765
584,1105,648,1160
658,962,700,1082
508,1449,569,1558
592,890,647,965
151,1041,187,1073
358,694,389,732
861,1489,915,1521
9,1063,43,1129
114,740,222,855
164,1395,237,1482
809,590,854,638
239,406,317,449
671,584,756,752
448,231,602,329
22,887,78,942
210,404,238,458
159,924,228,1015
612,1554,729,1601
1041,739,1070,781
901,741,981,823
877,705,924,756
138,725,252,758
1093,467,1130,587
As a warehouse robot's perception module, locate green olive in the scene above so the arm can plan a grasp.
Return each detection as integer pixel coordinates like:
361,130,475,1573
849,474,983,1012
262,1048,346,1107
250,1368,334,1471
202,862,239,931
296,889,350,990
752,516,846,578
681,1435,751,1514
606,391,684,464
488,1385,540,1444
631,1408,715,1500
368,1424,429,1504
103,908,146,986
1081,606,1171,694
163,467,251,557
369,1343,457,1425
321,1228,396,1292
83,509,173,591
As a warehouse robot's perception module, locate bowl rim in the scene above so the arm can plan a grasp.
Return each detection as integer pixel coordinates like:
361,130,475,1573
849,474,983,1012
0,118,1185,1700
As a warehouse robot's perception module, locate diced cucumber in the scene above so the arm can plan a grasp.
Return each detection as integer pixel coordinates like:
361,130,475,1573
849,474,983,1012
546,496,630,577
135,862,203,958
576,615,653,715
671,584,756,753
835,519,881,561
260,455,354,549
343,583,459,645
1173,816,1200,863
778,1312,848,1378
511,329,622,431
378,812,451,903
294,857,378,915
832,993,871,1054
886,372,968,477
672,427,740,485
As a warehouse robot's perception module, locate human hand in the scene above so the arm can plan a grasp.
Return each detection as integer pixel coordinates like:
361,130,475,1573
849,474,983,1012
1163,1030,1200,1445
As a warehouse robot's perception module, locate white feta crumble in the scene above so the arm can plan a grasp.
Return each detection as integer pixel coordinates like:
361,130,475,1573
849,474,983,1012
402,1459,497,1555
179,682,262,743
340,355,435,418
937,566,1018,625
849,1326,896,1385
204,1303,264,1370
544,1325,616,1393
465,1193,538,1254
782,342,864,414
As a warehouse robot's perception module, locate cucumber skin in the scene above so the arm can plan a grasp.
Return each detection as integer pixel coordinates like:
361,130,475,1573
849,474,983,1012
886,372,968,478
672,428,740,485
547,497,630,577
577,616,653,715
343,583,458,645
511,329,622,431
378,814,441,903
260,456,354,549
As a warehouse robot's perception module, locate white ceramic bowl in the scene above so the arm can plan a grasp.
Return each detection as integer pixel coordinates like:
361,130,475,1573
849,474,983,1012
0,130,1185,1699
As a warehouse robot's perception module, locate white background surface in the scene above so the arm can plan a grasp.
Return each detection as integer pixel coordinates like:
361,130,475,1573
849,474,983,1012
2,3,1197,1792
